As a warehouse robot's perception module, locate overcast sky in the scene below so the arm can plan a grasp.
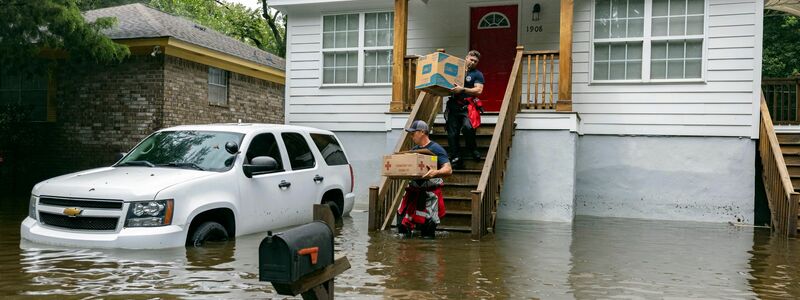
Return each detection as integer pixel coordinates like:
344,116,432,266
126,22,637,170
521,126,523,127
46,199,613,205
226,0,262,10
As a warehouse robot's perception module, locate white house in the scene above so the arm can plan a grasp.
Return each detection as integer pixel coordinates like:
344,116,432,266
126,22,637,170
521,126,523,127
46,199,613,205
271,0,764,228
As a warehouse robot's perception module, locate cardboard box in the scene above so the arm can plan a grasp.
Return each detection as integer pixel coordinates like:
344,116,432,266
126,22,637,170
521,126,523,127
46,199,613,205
414,52,466,96
382,152,438,179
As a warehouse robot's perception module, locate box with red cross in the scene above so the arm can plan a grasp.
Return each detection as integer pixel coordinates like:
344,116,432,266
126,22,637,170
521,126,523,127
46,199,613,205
381,153,438,179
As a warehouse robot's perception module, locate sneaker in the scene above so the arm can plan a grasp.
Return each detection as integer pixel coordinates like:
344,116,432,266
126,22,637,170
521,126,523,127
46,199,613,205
472,151,482,160
450,156,464,169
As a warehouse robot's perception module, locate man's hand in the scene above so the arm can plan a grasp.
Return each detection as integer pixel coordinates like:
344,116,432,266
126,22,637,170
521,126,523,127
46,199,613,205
450,83,464,94
422,168,437,179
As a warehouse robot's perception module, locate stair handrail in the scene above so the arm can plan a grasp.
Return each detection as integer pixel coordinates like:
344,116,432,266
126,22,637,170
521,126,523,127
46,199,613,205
369,91,442,231
469,46,525,240
759,93,799,237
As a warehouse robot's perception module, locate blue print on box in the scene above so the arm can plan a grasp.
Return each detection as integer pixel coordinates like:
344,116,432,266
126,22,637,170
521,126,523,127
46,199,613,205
421,64,432,75
437,53,449,62
415,74,453,89
444,63,458,77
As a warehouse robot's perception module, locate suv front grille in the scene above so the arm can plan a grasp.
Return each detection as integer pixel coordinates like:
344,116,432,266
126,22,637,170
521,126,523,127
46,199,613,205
39,197,123,209
39,212,119,231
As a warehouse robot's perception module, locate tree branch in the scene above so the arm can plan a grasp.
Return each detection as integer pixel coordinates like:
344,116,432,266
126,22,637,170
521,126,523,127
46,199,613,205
260,0,286,56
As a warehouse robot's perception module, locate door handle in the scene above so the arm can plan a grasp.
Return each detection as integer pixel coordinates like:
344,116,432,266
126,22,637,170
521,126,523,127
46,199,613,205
278,180,291,189
313,175,324,183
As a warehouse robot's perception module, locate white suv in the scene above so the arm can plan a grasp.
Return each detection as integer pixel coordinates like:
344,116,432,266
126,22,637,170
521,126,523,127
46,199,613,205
20,124,355,249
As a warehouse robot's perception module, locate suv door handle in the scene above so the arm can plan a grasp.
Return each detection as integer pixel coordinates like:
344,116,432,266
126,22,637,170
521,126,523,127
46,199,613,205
278,180,291,189
313,175,324,183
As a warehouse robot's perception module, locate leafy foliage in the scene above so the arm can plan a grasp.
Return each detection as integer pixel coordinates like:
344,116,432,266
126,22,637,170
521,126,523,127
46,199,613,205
763,11,800,78
0,0,131,75
149,0,286,56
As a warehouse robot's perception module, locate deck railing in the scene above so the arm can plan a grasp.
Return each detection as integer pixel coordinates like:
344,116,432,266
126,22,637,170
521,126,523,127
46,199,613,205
400,56,420,111
759,93,799,237
762,78,800,125
368,91,442,231
521,50,560,110
470,46,525,239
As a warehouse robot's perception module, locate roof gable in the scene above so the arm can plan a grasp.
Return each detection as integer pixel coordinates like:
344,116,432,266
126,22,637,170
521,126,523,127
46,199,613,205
84,3,284,71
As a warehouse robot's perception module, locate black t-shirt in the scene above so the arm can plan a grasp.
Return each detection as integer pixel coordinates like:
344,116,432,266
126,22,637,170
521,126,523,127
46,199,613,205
412,141,449,169
448,68,485,109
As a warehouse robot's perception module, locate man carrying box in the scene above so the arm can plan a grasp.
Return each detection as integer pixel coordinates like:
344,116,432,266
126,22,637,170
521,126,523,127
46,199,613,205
447,50,485,168
397,120,453,238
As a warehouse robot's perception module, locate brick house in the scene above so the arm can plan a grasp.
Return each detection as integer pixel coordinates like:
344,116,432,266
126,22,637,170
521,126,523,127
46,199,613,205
0,4,285,193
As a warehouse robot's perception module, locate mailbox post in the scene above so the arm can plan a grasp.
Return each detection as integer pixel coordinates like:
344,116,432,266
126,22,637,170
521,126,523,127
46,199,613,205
259,205,350,300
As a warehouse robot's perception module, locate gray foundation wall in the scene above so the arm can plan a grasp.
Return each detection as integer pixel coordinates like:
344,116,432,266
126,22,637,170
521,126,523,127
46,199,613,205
575,135,755,223
335,132,388,210
498,130,578,222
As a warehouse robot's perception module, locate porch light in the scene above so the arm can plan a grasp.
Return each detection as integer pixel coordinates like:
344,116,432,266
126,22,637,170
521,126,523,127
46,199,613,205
532,3,541,22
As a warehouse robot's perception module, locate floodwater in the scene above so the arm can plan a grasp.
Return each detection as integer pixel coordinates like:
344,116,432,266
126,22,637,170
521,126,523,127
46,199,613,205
1,196,800,299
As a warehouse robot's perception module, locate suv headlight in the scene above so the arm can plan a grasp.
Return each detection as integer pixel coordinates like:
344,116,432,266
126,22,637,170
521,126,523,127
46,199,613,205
28,195,38,220
125,199,174,227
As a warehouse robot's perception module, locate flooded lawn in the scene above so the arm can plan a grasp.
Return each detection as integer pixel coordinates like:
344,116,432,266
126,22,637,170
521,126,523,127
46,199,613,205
1,195,800,299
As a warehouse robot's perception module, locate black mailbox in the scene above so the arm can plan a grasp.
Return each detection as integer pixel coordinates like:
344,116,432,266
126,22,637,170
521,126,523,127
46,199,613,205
259,221,334,286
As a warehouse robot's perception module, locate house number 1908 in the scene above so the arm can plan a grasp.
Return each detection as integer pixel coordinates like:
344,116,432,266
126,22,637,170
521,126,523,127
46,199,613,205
526,25,543,33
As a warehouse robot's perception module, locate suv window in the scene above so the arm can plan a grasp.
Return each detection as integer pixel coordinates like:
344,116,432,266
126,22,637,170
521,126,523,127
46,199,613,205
281,132,316,170
246,133,284,171
310,133,349,166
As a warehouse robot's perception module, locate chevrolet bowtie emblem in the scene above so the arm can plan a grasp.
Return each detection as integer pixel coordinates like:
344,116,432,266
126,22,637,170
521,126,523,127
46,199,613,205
63,207,83,217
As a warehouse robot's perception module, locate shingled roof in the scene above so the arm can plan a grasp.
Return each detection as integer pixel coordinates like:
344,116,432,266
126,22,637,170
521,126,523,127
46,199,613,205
84,3,284,71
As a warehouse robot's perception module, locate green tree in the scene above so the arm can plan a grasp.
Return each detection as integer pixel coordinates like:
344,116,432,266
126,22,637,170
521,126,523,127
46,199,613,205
148,0,285,57
0,0,131,75
763,11,800,78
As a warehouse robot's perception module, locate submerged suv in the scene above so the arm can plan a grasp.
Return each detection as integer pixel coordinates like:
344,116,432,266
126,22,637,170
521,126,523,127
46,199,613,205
21,124,355,249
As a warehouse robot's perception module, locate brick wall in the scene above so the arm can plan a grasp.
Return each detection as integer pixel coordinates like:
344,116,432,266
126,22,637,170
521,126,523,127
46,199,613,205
162,56,284,126
1,54,285,195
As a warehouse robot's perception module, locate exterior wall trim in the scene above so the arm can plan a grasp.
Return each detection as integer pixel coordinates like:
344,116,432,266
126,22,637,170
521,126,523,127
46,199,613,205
117,37,286,84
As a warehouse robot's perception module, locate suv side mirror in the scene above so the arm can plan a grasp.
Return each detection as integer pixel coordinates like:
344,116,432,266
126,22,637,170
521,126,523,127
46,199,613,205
225,142,239,154
244,156,279,178
115,152,127,162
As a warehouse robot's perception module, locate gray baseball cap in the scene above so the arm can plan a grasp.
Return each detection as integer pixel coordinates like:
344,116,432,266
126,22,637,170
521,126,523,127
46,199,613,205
405,120,429,133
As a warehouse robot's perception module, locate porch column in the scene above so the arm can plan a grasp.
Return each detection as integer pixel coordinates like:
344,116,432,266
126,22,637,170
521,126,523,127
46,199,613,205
557,0,573,112
390,0,408,112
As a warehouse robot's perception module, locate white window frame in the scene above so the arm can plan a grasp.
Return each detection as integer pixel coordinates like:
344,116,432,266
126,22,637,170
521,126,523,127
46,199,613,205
478,12,511,29
320,11,394,87
208,67,229,106
589,0,709,84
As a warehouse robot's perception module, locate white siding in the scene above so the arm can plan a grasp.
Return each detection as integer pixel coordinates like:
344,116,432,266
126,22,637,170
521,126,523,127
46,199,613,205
573,0,762,137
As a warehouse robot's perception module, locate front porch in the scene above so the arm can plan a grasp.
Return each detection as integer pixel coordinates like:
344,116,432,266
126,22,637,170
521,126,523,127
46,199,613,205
388,0,575,113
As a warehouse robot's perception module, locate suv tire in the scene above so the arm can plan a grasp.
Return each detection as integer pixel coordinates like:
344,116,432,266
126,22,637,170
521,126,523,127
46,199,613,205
324,201,343,227
188,221,228,247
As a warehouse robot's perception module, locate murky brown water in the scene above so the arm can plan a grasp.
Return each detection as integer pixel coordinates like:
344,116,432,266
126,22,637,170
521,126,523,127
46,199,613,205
1,196,800,299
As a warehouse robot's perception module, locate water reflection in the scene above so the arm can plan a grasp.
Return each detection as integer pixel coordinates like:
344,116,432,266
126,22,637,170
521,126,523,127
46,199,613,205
3,195,800,298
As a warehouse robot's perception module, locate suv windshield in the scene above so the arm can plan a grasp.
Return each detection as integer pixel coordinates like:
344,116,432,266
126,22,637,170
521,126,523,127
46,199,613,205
117,131,244,172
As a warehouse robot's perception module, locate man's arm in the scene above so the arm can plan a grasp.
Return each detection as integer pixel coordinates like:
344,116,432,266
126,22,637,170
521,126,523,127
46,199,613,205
451,83,483,97
423,162,452,179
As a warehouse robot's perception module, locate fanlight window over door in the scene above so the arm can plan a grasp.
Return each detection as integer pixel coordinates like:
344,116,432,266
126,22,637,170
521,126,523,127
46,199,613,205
478,12,510,29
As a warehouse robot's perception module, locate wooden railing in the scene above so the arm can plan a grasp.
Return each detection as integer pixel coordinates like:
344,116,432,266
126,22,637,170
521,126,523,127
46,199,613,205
763,78,800,125
470,46,525,239
521,50,560,110
400,56,420,112
368,91,443,231
759,93,799,237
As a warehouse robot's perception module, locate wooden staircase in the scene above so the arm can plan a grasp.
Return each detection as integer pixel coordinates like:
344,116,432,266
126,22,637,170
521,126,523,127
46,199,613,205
758,95,800,237
429,122,496,232
368,46,527,239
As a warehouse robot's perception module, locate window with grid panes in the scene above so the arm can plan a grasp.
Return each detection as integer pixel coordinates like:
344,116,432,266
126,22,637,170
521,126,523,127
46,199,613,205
322,12,394,85
208,67,228,106
592,0,705,81
0,71,49,121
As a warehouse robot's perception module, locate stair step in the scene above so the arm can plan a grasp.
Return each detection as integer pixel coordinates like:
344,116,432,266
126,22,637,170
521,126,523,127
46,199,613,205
777,133,800,143
787,164,800,176
440,211,472,227
443,182,479,198
437,225,471,232
433,124,496,135
431,134,493,148
448,170,482,184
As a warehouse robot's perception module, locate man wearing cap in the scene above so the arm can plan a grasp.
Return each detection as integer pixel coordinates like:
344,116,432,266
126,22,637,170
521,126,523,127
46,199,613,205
396,120,452,237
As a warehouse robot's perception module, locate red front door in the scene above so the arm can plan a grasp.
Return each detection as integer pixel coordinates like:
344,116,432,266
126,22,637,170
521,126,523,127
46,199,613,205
470,5,518,112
